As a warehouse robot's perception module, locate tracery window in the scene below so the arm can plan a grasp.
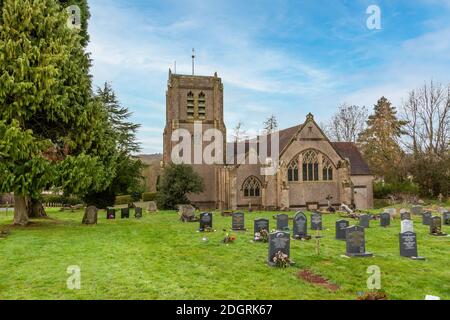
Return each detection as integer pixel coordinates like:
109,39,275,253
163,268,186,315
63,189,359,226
243,176,261,197
198,92,206,120
187,92,195,119
322,158,334,181
287,159,299,182
302,150,319,181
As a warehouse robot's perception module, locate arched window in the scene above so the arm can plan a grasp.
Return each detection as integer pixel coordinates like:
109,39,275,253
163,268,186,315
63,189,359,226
242,176,261,197
198,92,206,120
322,158,334,181
302,150,319,181
187,92,195,119
287,159,299,182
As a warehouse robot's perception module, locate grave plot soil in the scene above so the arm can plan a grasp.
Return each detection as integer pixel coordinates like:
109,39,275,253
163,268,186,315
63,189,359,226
298,269,340,292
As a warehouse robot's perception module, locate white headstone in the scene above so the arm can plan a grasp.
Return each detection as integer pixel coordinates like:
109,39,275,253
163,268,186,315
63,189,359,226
401,219,414,233
400,208,408,214
387,208,396,217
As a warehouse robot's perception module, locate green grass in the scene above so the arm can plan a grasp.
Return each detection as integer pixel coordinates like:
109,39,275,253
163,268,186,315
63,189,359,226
0,208,449,300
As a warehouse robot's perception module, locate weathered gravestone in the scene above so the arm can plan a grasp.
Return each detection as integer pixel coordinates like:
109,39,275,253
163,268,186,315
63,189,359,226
443,212,450,226
411,205,423,216
310,212,322,230
179,204,196,222
267,231,291,266
121,208,130,219
359,214,370,228
401,211,411,221
401,219,414,233
135,207,143,219
345,225,373,257
254,218,269,234
276,214,289,231
232,212,246,231
430,216,447,236
82,206,98,225
422,211,432,225
399,231,425,260
387,208,397,217
106,208,116,220
293,212,309,239
147,201,157,212
380,212,390,227
199,212,213,231
335,220,349,240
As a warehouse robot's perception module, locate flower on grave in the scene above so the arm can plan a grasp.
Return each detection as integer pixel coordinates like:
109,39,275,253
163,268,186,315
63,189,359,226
254,229,269,242
273,250,291,268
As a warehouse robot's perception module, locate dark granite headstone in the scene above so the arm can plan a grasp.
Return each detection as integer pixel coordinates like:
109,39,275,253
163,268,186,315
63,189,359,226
106,208,116,220
276,214,289,231
268,231,291,266
345,225,373,257
422,211,432,225
310,212,322,230
443,212,450,226
399,231,425,260
135,207,143,219
401,211,411,221
199,212,213,231
359,214,370,228
232,212,245,231
430,216,447,236
121,208,129,219
380,212,390,227
411,205,423,216
254,218,269,234
293,212,308,239
335,220,349,240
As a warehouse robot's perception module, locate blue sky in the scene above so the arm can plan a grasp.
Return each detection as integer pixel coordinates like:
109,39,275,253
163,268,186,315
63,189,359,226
87,0,450,154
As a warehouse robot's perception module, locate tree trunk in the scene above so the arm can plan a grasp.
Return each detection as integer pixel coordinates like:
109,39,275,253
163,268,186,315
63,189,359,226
28,198,48,218
14,194,29,226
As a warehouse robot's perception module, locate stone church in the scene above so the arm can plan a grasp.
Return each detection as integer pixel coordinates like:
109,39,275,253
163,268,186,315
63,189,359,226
163,70,373,211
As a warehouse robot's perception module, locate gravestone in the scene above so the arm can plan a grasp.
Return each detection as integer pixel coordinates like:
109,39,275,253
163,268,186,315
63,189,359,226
147,201,157,212
199,212,213,231
387,208,397,217
422,211,432,225
380,212,390,227
411,205,423,216
335,220,349,240
399,231,424,260
254,218,269,234
135,207,143,219
232,212,246,231
401,211,411,221
345,225,373,257
310,212,322,230
106,208,116,220
359,214,370,228
293,212,309,239
443,211,450,226
276,214,289,231
401,219,414,233
82,206,98,225
121,208,130,219
267,231,291,266
179,204,196,222
430,216,447,236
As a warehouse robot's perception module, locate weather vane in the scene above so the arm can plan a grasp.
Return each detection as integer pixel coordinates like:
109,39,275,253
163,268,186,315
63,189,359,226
192,48,195,75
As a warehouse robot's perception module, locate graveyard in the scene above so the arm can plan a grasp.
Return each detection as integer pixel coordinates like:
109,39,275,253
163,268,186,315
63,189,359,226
0,207,449,300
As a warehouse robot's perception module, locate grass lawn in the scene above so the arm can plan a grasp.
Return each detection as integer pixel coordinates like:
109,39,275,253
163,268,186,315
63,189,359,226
0,208,449,300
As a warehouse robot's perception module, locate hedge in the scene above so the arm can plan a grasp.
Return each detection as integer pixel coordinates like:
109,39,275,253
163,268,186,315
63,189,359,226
115,195,132,205
41,194,83,206
142,192,158,202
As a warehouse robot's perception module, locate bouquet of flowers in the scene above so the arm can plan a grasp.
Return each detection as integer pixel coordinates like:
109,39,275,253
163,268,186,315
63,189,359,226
254,229,269,242
273,250,291,268
223,231,237,244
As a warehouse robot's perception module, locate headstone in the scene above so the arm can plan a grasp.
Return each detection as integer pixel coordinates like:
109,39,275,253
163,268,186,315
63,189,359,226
199,212,213,231
359,214,370,228
411,205,423,216
254,218,269,234
430,216,447,236
401,211,411,221
401,219,414,233
399,231,424,260
267,231,291,266
293,212,309,239
121,207,130,219
82,206,98,225
345,225,372,257
380,212,390,227
443,211,450,226
276,214,289,231
135,207,143,219
147,201,157,212
422,211,432,225
310,212,322,230
106,208,116,220
232,212,245,231
179,204,196,222
387,208,397,217
335,220,349,240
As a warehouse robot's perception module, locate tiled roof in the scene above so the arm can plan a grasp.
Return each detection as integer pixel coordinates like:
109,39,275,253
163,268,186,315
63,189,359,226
331,142,371,175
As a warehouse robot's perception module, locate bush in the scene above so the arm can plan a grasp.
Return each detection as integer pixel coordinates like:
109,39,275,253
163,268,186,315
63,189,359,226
374,181,419,199
142,192,157,202
83,190,115,209
41,194,83,206
115,195,132,205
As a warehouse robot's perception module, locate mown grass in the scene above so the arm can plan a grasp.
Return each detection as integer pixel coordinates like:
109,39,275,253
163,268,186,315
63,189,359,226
0,208,449,300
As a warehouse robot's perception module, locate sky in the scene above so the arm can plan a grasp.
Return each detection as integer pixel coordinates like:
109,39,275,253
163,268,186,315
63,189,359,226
87,0,450,154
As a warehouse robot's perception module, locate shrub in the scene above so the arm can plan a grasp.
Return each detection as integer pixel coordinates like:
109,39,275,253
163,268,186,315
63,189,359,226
142,192,157,202
374,181,420,199
115,195,132,205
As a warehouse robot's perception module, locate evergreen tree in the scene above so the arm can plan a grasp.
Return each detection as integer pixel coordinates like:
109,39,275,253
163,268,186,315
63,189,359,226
358,97,407,182
263,115,278,133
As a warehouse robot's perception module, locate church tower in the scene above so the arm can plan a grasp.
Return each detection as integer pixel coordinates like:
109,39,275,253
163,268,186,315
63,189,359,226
163,69,226,209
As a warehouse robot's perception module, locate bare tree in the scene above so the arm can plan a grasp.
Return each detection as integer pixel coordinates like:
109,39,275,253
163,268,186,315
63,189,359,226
325,104,368,142
232,121,248,142
263,115,278,133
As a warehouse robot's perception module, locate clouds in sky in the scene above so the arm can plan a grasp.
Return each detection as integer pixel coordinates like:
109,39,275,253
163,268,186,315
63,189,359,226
87,0,450,153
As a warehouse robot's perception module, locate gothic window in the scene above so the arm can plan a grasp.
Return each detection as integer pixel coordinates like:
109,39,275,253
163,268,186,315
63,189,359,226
302,150,319,181
187,92,194,119
287,159,299,182
322,158,334,181
243,176,261,197
198,92,206,120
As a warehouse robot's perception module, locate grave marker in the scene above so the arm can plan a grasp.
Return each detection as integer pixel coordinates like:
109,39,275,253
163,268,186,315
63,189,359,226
422,211,432,225
401,219,414,233
135,207,143,219
335,220,349,240
443,211,450,226
232,212,246,231
345,225,373,257
121,208,129,219
359,214,370,228
411,205,423,216
254,218,269,234
276,214,289,231
310,212,323,230
430,216,447,236
401,211,411,221
380,212,390,227
293,212,309,239
268,231,291,266
106,208,116,220
199,212,213,231
399,231,425,260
